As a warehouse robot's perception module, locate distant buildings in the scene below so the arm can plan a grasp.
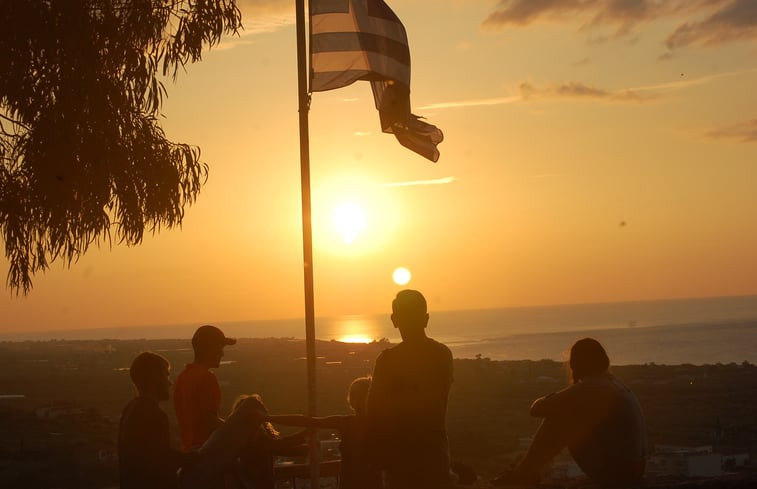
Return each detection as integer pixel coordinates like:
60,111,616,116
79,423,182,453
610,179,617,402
35,402,86,419
648,445,723,478
530,444,753,483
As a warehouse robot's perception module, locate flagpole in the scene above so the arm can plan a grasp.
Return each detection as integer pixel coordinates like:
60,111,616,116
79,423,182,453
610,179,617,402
295,0,320,485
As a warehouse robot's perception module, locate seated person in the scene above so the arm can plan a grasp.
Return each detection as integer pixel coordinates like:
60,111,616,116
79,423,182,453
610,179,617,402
231,394,309,489
493,338,646,487
178,394,271,489
118,352,197,489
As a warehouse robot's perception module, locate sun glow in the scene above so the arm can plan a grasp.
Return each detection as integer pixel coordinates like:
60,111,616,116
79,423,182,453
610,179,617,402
313,175,400,256
332,202,366,244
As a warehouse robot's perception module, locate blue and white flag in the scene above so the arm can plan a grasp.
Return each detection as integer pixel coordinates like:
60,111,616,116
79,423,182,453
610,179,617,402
310,0,444,162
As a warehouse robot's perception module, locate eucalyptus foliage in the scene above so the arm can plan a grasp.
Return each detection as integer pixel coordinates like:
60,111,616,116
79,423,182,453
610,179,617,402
0,0,241,293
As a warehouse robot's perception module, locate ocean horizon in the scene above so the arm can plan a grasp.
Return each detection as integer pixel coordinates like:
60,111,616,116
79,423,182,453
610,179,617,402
3,295,757,365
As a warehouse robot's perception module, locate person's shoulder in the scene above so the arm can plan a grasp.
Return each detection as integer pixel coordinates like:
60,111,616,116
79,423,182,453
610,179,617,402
427,337,452,358
174,363,194,381
178,363,217,382
376,343,399,360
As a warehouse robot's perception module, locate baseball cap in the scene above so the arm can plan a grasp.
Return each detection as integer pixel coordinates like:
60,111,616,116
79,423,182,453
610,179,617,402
191,325,236,350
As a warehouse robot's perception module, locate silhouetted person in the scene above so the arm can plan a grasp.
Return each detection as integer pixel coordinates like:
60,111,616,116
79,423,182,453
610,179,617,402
178,394,268,489
174,325,236,452
229,394,309,489
118,352,196,489
493,338,646,487
367,290,454,489
268,376,382,489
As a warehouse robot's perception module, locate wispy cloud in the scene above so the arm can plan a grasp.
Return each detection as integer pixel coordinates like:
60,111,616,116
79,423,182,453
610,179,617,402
520,81,653,102
238,0,292,15
706,119,757,143
456,40,474,51
666,0,757,49
482,0,694,32
353,131,372,137
573,57,591,67
627,68,757,92
482,0,756,50
214,1,294,51
417,96,519,110
418,68,756,111
523,173,566,179
382,176,456,187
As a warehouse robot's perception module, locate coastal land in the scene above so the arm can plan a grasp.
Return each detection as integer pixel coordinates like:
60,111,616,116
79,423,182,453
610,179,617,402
0,338,755,488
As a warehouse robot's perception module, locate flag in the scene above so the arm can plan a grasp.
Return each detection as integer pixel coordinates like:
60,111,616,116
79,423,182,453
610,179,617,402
310,0,444,162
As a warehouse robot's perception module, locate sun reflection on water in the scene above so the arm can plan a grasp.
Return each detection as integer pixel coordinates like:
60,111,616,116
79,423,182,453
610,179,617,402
333,315,383,344
337,334,373,344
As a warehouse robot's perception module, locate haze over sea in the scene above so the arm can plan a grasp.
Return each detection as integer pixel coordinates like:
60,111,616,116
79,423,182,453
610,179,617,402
3,295,756,366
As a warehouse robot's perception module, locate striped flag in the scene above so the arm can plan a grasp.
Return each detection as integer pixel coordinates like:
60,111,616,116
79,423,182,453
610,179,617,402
310,0,444,162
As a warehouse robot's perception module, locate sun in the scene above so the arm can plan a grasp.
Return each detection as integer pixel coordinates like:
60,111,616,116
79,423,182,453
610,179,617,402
332,202,366,244
392,267,411,285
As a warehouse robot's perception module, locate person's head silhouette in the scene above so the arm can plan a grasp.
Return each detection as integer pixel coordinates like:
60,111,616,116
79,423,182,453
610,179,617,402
391,289,429,341
192,325,236,368
347,376,371,415
569,337,610,383
130,351,171,401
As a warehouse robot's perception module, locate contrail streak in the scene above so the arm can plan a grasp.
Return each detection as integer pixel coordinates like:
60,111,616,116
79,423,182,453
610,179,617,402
382,176,456,187
417,96,519,111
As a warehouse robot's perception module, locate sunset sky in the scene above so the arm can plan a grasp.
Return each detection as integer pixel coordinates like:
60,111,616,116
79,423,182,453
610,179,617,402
2,0,757,334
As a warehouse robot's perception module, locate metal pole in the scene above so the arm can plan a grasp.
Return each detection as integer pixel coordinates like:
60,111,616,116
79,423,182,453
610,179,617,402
295,0,320,486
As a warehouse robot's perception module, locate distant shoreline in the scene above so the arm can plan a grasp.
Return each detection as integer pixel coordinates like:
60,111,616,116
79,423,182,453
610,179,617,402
1,319,756,366
3,294,757,365
4,293,757,341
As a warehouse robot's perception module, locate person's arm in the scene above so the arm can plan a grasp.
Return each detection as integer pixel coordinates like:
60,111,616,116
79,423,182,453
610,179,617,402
269,428,310,456
267,414,349,430
529,383,583,418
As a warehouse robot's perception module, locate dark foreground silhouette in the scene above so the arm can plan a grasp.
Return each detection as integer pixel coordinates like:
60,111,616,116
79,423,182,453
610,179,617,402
118,302,649,489
118,352,197,489
493,338,647,488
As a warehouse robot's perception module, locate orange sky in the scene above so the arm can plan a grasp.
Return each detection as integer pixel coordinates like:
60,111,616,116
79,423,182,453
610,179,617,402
2,0,757,334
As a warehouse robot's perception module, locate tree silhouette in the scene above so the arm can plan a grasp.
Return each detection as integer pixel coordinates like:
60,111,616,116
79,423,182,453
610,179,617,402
0,0,242,293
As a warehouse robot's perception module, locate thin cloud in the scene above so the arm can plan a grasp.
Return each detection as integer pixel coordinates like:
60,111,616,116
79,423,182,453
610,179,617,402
626,67,757,92
481,0,756,49
482,0,689,32
353,131,372,137
382,177,456,188
520,81,654,102
213,1,294,51
666,0,757,49
417,96,519,110
238,0,292,15
573,57,592,67
419,68,756,111
523,173,566,179
456,40,474,51
706,119,757,143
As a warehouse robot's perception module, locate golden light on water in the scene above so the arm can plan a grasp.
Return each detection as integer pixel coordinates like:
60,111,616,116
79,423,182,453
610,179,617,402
392,267,411,285
338,334,373,344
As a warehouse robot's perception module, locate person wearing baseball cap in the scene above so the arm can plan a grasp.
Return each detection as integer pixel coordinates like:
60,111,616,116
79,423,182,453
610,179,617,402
173,325,237,452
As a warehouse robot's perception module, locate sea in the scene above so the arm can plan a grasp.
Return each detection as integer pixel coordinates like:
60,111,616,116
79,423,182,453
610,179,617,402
3,295,757,366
